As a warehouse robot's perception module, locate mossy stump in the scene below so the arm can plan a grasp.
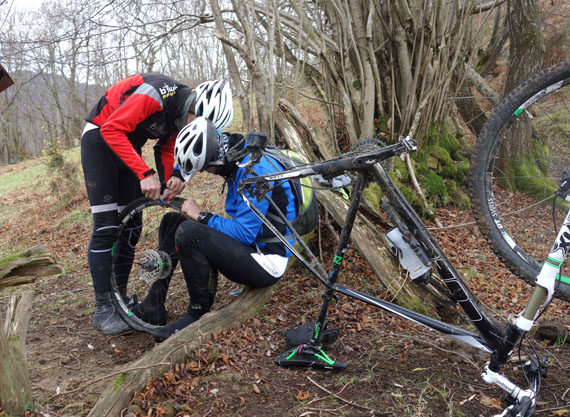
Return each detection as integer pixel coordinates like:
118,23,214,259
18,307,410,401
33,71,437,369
0,246,62,416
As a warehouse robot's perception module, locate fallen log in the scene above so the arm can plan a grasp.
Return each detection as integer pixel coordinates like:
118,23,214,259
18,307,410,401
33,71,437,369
0,245,62,290
88,286,272,417
1,246,62,416
315,189,421,301
0,291,34,417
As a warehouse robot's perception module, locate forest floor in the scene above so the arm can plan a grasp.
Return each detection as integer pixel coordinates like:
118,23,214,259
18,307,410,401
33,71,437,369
0,152,568,417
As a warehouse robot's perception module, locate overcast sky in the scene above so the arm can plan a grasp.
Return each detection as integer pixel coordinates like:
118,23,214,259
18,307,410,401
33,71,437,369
13,0,43,9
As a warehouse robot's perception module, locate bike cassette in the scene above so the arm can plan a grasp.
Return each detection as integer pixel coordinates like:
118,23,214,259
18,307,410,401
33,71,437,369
137,249,172,284
275,344,347,371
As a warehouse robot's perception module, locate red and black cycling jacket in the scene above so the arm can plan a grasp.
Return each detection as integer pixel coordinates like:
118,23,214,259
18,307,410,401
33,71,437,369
85,73,191,182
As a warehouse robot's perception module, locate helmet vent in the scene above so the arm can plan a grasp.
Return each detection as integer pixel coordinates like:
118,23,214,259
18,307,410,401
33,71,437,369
193,133,204,156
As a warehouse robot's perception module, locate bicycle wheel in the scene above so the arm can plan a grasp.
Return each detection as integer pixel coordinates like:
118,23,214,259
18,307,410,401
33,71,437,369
109,197,218,333
470,59,570,302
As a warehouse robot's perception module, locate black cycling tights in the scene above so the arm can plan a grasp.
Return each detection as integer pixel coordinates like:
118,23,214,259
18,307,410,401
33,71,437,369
81,128,143,294
159,212,280,317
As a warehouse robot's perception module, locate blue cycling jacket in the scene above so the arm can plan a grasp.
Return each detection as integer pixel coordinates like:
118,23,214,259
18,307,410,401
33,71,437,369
206,154,296,257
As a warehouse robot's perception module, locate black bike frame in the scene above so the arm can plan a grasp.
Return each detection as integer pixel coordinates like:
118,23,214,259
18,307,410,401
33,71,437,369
238,141,521,372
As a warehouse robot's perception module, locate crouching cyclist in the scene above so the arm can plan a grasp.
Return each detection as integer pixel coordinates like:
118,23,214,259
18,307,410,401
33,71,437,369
150,116,297,341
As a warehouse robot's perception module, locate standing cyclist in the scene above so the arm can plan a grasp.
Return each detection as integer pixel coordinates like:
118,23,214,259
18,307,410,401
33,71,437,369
81,76,233,335
148,116,296,341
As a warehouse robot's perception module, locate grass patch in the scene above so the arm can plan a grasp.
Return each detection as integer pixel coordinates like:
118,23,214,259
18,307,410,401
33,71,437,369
0,163,47,195
0,147,80,196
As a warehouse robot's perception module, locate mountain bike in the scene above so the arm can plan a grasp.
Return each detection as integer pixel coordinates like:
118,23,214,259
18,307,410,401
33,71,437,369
109,60,570,417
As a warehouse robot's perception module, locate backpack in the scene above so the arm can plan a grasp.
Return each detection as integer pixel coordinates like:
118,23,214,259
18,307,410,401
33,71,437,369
262,146,319,237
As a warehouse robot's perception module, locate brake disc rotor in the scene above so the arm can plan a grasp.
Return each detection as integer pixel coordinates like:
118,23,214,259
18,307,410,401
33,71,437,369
137,249,173,284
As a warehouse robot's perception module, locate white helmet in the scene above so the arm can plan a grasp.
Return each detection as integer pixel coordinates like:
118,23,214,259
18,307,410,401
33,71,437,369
194,79,233,131
175,117,220,182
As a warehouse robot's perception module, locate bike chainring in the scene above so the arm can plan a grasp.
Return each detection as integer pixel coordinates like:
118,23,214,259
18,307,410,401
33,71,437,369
350,138,392,171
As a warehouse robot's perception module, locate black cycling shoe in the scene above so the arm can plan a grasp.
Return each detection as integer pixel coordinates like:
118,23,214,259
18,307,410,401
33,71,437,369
151,313,197,342
130,297,168,326
93,292,130,335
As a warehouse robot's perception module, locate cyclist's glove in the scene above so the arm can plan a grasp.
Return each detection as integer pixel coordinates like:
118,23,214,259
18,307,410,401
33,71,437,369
314,174,352,189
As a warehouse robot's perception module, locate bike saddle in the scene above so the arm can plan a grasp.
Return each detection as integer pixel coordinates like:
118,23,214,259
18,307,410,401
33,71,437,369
275,344,347,371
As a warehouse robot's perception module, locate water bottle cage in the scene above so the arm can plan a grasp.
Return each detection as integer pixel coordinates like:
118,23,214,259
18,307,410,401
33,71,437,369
386,226,432,282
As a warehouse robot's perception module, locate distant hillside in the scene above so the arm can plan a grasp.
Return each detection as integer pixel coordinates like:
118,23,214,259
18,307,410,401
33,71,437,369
0,69,103,164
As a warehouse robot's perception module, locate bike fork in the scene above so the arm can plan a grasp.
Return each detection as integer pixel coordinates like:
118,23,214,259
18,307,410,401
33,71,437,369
515,203,570,332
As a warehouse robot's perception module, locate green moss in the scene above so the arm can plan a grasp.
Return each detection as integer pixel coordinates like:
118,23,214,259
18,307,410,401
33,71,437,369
412,124,473,209
427,145,453,165
419,171,449,206
399,294,435,317
502,157,555,197
452,190,472,210
0,247,51,269
392,176,423,212
383,123,474,212
0,252,22,269
112,374,127,392
363,183,383,211
457,160,470,179
391,158,409,182
440,164,458,178
445,179,457,194
441,132,462,158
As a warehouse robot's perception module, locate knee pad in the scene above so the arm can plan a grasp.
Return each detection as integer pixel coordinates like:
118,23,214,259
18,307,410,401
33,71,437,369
90,211,119,251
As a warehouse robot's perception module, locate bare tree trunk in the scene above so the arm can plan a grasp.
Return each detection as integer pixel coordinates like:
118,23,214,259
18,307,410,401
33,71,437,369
504,0,545,96
499,0,545,169
453,74,487,135
230,0,273,135
478,5,509,77
209,0,254,131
